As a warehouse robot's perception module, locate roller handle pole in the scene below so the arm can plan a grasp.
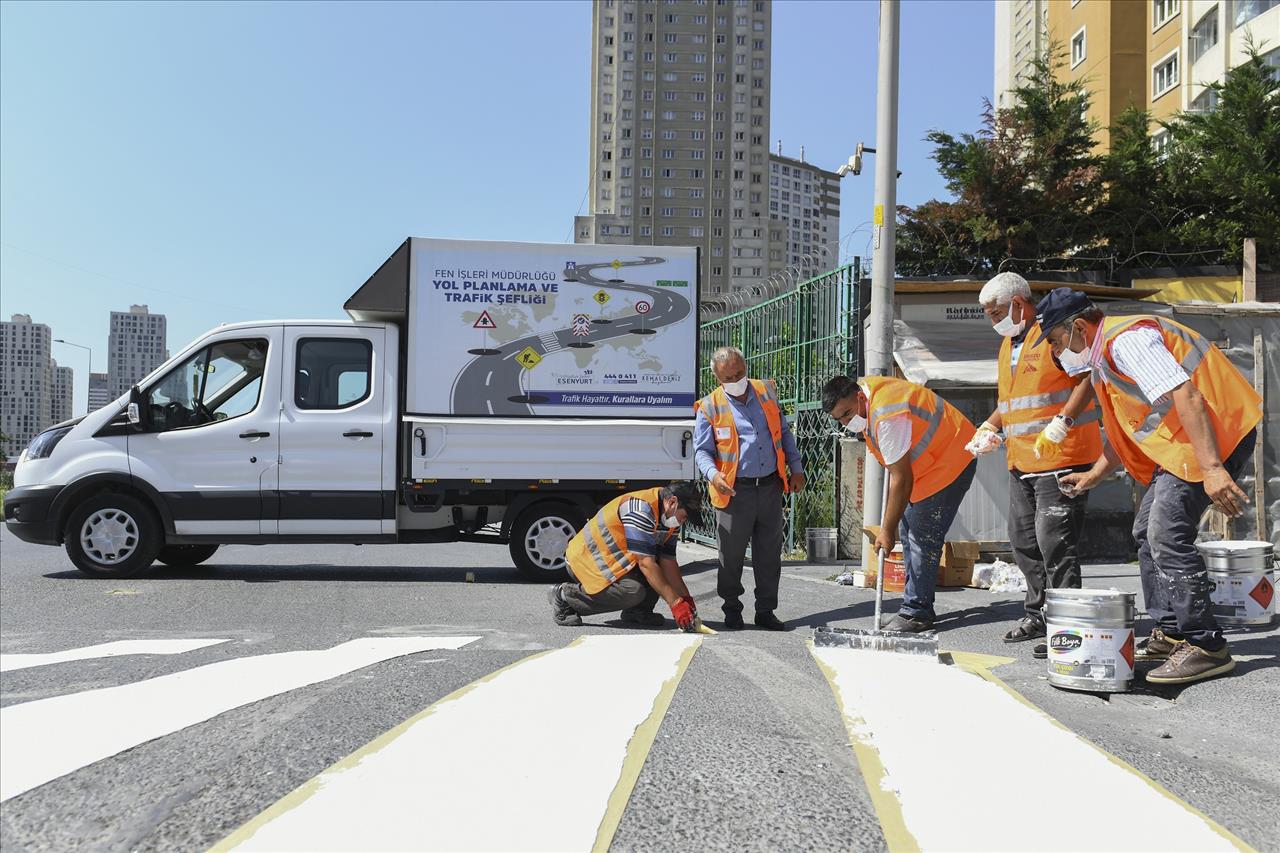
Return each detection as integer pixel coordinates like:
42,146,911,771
873,472,890,630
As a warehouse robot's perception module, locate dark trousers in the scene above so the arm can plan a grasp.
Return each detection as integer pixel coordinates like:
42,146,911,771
898,460,977,622
562,570,660,618
1134,429,1256,652
1008,464,1090,624
715,475,785,617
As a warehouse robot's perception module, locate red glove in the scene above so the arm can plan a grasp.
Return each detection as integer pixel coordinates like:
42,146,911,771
671,596,697,630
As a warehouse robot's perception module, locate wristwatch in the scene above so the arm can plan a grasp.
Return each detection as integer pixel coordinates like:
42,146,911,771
1060,415,1075,427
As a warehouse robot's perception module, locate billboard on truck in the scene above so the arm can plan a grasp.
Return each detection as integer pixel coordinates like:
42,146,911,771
406,238,699,418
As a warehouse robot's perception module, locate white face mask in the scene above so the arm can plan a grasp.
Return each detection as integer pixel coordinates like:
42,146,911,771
722,377,750,397
1058,323,1092,376
662,509,682,529
992,302,1025,338
845,414,867,434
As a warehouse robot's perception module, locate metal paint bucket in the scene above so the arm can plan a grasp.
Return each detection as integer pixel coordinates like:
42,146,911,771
1195,540,1276,627
806,528,837,563
1045,589,1136,693
882,548,906,592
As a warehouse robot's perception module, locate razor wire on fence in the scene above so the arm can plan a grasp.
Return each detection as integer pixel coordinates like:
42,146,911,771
686,260,862,555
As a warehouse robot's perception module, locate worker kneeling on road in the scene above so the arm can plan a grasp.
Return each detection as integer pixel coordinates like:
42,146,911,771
974,273,1102,653
549,482,705,631
1043,288,1262,686
823,375,977,634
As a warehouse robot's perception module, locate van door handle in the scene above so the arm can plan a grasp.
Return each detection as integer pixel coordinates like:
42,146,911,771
239,430,271,439
343,430,374,438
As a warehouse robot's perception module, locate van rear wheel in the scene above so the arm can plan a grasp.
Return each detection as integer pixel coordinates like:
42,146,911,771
508,503,585,582
156,544,220,568
64,493,163,578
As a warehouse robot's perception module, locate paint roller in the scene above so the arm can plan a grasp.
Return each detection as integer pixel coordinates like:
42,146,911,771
811,469,939,658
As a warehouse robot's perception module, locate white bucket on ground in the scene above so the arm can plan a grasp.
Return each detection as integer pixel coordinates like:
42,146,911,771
1044,588,1136,693
1196,540,1276,627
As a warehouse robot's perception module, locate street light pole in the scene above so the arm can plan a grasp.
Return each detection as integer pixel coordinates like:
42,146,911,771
53,339,92,416
861,0,901,570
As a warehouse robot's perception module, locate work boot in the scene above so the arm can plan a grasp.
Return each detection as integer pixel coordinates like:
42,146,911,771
548,584,582,627
1145,643,1235,685
621,609,666,627
1135,627,1183,661
722,612,745,630
754,612,787,631
881,614,933,633
1032,643,1047,660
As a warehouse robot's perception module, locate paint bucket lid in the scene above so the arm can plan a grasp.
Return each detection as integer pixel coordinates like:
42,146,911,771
1045,588,1135,622
1046,588,1133,601
1195,540,1273,557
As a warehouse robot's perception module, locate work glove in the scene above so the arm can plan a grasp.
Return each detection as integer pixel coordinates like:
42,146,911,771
964,422,1003,457
671,596,697,631
1034,415,1071,460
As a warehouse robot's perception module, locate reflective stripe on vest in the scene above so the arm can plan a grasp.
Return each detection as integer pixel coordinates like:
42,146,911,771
1092,316,1261,484
566,487,674,595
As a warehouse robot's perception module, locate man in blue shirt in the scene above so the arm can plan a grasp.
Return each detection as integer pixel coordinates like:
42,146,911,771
694,346,806,630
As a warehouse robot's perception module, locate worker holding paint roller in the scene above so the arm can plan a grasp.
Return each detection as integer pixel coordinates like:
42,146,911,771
1044,289,1262,685
971,273,1102,653
822,375,977,633
548,482,707,632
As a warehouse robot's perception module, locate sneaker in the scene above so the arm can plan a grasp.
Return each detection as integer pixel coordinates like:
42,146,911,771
621,609,666,627
881,614,934,633
548,584,582,627
1135,627,1184,661
1032,643,1047,660
1145,643,1235,685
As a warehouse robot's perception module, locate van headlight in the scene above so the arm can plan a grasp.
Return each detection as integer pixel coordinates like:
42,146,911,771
25,426,72,460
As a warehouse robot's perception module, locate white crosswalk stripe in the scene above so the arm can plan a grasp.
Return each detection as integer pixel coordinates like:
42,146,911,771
216,634,700,853
0,639,231,673
537,331,562,353
0,636,478,802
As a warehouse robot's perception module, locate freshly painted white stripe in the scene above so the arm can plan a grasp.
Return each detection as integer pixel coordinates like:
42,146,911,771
223,634,699,852
0,636,477,802
0,639,231,673
812,648,1234,852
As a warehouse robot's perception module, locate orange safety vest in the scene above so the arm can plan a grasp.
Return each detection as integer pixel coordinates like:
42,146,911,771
694,379,790,509
862,376,977,503
565,487,678,595
997,322,1103,472
1091,316,1261,486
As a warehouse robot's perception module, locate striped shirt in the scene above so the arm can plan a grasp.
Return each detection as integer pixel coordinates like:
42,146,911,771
1107,325,1190,406
618,498,678,559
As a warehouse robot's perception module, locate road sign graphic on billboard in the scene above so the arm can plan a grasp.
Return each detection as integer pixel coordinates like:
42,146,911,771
406,239,698,418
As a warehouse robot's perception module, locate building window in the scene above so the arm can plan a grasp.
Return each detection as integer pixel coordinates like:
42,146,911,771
689,226,704,237
1190,7,1219,63
1071,27,1086,67
1153,50,1179,98
661,226,675,237
1151,129,1172,159
1233,0,1276,27
1189,87,1219,112
1264,47,1280,81
1153,0,1180,29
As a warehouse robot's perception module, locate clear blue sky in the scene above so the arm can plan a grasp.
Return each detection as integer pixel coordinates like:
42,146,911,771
1,0,993,415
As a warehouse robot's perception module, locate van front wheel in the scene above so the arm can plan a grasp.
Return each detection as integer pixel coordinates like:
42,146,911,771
508,503,585,582
64,493,163,578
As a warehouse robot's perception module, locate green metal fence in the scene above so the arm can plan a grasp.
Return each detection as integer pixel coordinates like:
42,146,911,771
690,261,862,553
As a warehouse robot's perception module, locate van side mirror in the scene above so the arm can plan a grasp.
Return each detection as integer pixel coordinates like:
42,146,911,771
127,386,148,429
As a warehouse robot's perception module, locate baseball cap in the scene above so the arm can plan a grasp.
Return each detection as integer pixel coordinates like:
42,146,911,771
1036,287,1095,331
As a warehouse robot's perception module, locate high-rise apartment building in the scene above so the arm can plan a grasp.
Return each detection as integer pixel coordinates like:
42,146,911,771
995,0,1049,110
108,304,167,398
575,0,773,300
1,314,53,459
51,362,74,424
88,372,111,412
766,147,841,279
1041,0,1279,152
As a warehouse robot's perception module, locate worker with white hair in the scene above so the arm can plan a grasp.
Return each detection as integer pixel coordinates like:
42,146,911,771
969,273,1102,655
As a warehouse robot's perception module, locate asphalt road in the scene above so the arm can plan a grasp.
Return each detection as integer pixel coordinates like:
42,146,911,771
1,526,1277,851
449,256,691,416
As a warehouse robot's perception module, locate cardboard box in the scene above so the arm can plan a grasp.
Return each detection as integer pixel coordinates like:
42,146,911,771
864,526,978,587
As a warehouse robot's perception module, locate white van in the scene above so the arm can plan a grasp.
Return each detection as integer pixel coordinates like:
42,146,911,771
4,238,700,579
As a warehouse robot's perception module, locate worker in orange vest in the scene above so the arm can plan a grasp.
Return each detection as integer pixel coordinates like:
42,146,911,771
1044,288,1262,686
970,273,1103,654
549,482,705,630
693,346,805,630
822,375,978,633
